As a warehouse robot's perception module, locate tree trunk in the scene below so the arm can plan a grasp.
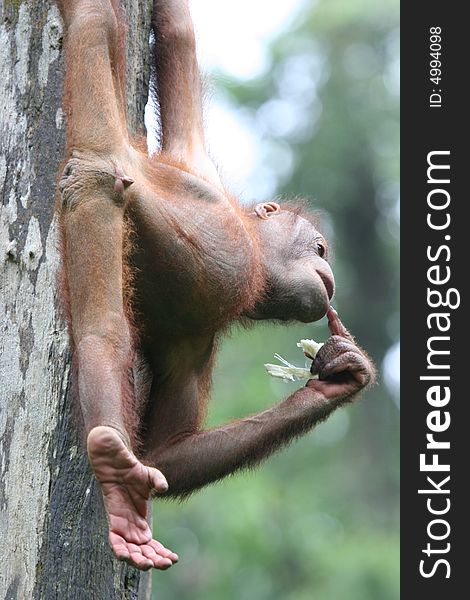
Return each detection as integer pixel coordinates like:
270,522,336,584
0,1,152,598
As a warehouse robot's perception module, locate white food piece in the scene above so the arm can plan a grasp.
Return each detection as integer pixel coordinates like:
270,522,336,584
264,359,313,382
297,338,324,359
264,338,324,383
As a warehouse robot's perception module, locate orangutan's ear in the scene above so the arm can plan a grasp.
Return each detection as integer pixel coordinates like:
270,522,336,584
254,202,281,220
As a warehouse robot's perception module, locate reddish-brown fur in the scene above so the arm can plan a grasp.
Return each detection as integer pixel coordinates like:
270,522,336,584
56,0,374,571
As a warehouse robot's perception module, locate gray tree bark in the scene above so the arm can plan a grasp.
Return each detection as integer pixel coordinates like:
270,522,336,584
0,1,153,598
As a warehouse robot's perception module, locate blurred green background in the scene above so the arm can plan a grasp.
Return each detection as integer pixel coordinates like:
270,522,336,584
152,0,399,598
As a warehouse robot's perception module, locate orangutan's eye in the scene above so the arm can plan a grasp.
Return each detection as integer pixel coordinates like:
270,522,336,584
317,241,326,258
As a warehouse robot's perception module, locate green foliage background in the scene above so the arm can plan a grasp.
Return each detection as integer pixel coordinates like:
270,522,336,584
153,0,399,597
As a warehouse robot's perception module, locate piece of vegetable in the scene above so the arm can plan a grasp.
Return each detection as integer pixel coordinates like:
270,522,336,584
264,338,324,382
297,339,324,359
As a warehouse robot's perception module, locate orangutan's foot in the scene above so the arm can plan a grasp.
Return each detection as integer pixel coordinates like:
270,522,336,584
87,426,179,570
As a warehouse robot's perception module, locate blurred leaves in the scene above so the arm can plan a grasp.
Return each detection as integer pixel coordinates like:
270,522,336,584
153,0,399,598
